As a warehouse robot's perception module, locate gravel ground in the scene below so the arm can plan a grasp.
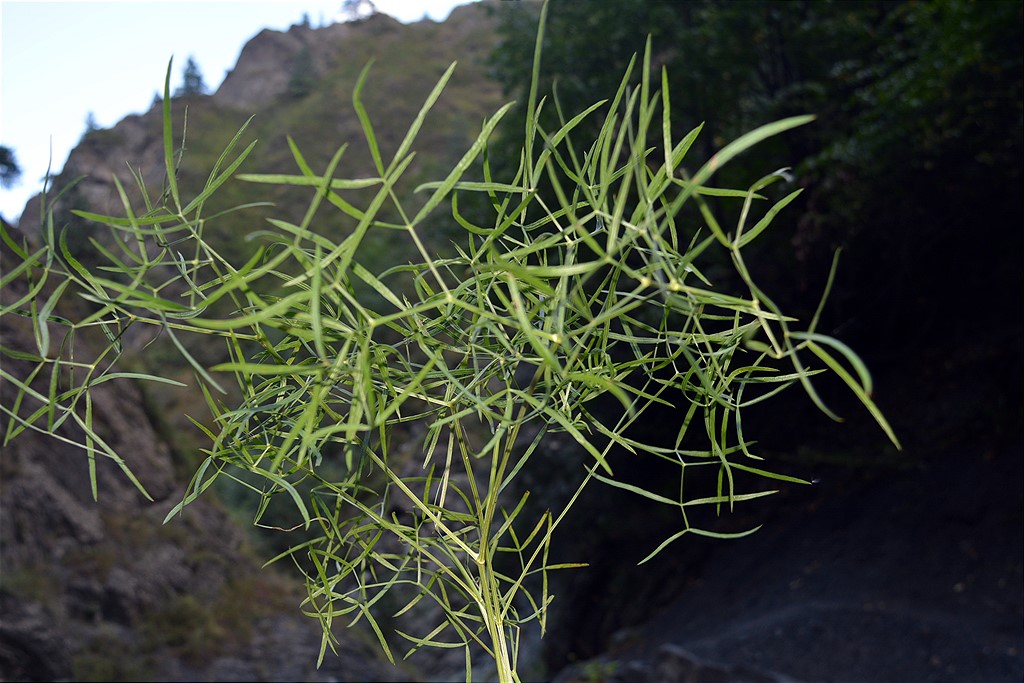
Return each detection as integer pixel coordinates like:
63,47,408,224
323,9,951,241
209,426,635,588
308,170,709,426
551,332,1023,683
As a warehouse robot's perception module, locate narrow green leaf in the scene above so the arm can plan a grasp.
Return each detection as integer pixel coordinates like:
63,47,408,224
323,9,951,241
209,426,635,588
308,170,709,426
691,116,816,187
161,58,181,210
353,60,385,175
737,189,803,248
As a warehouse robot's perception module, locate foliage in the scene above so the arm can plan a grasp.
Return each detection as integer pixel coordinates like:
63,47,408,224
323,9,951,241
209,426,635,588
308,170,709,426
799,0,1023,345
0,145,21,189
176,55,208,97
0,4,898,681
288,47,317,100
487,0,1023,350
341,0,378,22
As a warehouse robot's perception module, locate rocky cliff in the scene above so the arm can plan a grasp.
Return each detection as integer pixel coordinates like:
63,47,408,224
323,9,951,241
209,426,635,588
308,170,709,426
0,218,408,681
2,5,505,681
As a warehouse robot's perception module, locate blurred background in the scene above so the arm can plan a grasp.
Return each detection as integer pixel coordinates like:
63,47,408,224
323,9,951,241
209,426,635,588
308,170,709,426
1,1,1020,681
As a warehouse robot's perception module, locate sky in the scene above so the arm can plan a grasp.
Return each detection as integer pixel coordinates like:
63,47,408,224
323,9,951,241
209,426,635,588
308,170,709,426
0,0,479,223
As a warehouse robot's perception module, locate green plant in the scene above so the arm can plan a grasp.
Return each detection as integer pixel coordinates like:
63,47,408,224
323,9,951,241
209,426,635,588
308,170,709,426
73,626,153,682
175,55,207,97
580,659,620,683
0,144,21,189
0,4,898,681
287,47,317,100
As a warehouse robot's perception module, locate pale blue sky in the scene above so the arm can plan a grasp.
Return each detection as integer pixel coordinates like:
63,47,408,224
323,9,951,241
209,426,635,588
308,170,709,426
0,0,478,223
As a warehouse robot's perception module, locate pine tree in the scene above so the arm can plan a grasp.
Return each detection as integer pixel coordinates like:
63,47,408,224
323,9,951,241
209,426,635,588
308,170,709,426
341,0,376,22
176,56,207,96
287,48,316,99
0,145,21,189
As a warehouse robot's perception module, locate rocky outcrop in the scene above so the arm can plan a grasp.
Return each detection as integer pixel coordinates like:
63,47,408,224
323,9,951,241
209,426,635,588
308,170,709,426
0,220,408,681
3,7,506,680
215,14,403,111
19,108,168,236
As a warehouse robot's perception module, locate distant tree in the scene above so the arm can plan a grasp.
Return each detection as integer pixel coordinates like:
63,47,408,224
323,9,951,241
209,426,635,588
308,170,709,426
0,145,21,189
84,111,100,134
287,47,317,99
176,56,207,96
340,0,377,22
300,12,311,28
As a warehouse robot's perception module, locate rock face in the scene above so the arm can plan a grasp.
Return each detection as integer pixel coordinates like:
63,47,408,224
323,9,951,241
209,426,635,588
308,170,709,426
4,6,504,680
215,15,402,111
0,219,408,681
20,109,168,235
213,5,497,111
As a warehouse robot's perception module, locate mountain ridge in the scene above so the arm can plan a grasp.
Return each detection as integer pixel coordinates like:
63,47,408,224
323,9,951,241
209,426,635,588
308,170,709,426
19,2,504,246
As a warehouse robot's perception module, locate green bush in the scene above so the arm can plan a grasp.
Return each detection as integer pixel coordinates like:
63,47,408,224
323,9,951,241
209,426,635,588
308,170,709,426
0,5,897,681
